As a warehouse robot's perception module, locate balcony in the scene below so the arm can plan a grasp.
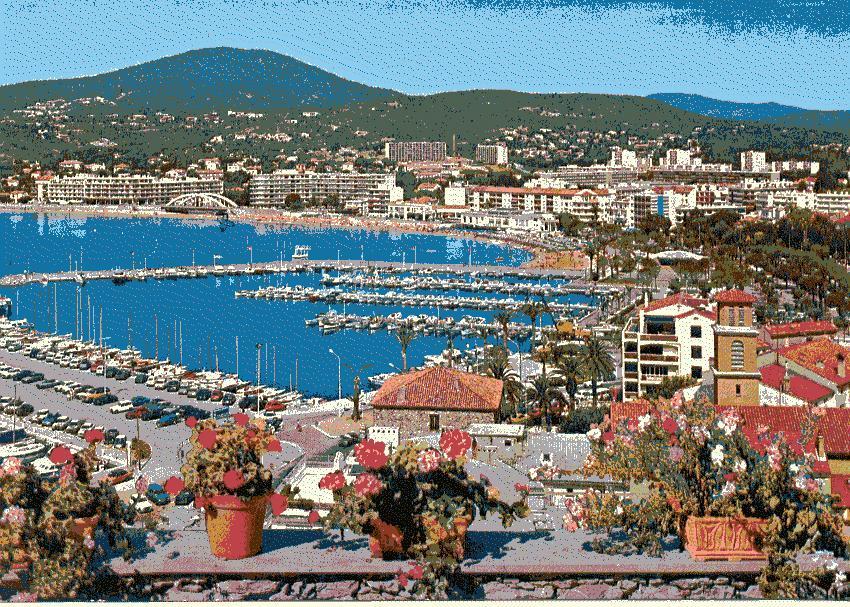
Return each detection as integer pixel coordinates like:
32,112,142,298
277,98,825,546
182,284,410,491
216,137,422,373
640,334,678,342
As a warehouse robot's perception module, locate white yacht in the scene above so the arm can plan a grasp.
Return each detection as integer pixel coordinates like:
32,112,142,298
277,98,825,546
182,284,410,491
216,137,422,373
292,245,311,260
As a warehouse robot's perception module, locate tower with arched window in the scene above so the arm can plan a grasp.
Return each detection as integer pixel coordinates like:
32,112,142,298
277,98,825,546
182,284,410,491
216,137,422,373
712,290,761,406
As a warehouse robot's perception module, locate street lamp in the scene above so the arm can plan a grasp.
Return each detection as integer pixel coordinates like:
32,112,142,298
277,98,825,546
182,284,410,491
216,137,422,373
328,348,342,415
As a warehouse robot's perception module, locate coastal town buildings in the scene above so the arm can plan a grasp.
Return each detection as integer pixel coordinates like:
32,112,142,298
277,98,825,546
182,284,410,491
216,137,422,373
384,141,447,163
475,143,509,165
36,174,223,206
248,170,402,206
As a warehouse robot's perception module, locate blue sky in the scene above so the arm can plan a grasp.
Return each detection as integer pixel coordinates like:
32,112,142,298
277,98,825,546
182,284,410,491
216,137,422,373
2,0,848,109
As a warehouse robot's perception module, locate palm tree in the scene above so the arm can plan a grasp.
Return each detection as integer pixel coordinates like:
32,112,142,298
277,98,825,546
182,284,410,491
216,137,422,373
395,321,416,370
555,353,582,411
526,371,565,431
580,335,615,408
493,310,513,352
480,348,523,418
521,301,542,353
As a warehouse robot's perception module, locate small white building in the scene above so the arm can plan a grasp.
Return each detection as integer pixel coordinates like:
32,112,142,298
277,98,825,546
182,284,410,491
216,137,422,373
467,423,526,464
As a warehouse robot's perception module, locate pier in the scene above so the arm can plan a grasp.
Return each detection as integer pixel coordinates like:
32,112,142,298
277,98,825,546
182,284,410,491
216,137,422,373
0,259,591,288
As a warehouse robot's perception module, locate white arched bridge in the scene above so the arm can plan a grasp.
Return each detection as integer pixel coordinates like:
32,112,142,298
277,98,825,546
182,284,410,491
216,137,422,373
164,193,236,211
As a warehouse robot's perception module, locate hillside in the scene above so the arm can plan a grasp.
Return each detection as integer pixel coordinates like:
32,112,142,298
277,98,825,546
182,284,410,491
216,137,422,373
0,47,394,113
649,93,850,135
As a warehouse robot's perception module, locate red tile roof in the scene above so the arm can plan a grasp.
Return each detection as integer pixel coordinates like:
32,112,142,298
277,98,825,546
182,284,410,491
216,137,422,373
759,364,834,404
714,289,758,304
765,320,837,339
830,474,850,508
643,292,708,313
372,366,503,412
820,409,850,456
778,338,850,388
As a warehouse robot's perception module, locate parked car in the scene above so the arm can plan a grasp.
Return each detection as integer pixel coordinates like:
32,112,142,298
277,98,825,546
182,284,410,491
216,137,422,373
14,403,34,417
156,413,180,428
134,373,148,384
113,435,127,448
131,396,150,406
146,483,171,506
125,406,147,420
21,373,44,384
36,379,58,390
104,428,120,444
110,401,134,414
174,490,194,506
106,468,132,485
134,498,154,514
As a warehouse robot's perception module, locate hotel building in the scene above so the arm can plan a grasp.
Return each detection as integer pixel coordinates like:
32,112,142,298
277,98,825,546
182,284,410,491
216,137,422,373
37,174,223,206
249,170,402,206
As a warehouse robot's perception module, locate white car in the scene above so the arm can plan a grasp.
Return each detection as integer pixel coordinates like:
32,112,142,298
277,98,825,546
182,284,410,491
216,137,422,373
110,401,134,414
134,498,154,514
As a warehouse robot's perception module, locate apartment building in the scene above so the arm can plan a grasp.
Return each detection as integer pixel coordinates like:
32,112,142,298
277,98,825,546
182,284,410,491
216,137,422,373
36,174,223,206
663,148,696,167
532,165,638,188
475,144,509,165
740,150,768,173
621,292,716,400
770,159,820,175
466,186,614,223
609,147,638,168
384,141,447,163
249,170,402,206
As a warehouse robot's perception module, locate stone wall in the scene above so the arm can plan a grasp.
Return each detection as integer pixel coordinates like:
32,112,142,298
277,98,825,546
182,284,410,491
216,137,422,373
115,573,774,601
373,407,497,439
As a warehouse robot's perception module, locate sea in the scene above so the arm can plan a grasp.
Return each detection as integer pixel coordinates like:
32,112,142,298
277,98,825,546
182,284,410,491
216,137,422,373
0,212,592,397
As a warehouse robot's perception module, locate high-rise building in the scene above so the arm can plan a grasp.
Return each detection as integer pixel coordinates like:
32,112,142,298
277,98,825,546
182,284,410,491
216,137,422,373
384,141,447,163
475,144,509,165
609,148,638,168
249,170,402,206
740,150,768,173
663,149,694,167
712,290,761,406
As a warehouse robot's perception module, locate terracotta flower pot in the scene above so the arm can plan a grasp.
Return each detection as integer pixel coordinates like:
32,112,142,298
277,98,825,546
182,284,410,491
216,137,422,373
204,494,268,559
422,514,472,560
69,514,100,541
683,516,767,561
368,519,405,560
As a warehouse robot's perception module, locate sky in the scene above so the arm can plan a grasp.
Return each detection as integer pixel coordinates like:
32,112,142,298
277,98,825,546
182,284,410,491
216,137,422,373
2,0,849,109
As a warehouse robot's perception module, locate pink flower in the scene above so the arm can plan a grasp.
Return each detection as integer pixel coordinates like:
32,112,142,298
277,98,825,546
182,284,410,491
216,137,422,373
1,506,26,526
318,470,347,491
145,532,158,548
83,537,96,550
59,463,77,486
514,482,530,493
353,472,382,497
10,592,38,602
354,439,389,469
308,510,321,524
233,413,250,427
439,429,472,459
417,448,442,473
164,476,185,495
49,445,73,465
197,429,217,450
266,439,282,452
222,469,245,491
135,475,149,494
1,456,22,476
408,564,424,580
185,416,198,428
668,446,684,463
269,493,289,516
626,418,639,433
563,512,579,532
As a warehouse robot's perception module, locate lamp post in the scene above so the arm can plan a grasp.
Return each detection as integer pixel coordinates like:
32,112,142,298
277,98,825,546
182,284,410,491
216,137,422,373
329,348,342,415
255,343,262,413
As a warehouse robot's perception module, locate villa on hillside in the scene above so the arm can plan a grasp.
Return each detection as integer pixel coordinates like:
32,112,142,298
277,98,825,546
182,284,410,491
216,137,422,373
371,366,505,439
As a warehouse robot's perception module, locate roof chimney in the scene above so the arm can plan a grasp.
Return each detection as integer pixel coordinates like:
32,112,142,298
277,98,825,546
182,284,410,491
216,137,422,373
838,353,846,378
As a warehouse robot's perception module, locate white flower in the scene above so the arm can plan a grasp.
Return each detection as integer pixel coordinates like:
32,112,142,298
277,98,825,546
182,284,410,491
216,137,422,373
734,459,747,473
710,444,725,467
721,481,735,497
637,414,652,432
586,428,602,441
615,505,624,515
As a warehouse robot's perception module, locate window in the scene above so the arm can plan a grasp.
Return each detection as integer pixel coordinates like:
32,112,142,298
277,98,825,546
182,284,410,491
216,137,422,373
691,367,703,379
738,306,745,326
731,340,745,370
691,346,702,359
728,308,737,326
428,413,440,431
735,383,742,396
691,325,702,338
504,440,512,447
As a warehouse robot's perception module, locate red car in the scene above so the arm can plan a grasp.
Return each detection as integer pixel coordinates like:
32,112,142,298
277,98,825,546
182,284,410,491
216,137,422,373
210,390,223,402
125,406,147,419
105,468,132,485
264,400,286,412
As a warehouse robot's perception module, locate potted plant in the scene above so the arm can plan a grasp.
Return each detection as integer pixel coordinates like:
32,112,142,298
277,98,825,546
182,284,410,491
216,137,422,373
568,394,848,597
0,438,135,600
179,414,306,559
321,429,528,595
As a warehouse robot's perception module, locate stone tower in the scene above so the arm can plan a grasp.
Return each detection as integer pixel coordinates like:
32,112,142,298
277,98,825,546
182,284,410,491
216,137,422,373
712,290,760,406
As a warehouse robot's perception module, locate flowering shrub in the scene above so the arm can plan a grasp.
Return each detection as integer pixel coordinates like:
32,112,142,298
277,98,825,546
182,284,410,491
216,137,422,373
181,416,310,513
572,394,848,597
322,431,528,598
0,443,135,600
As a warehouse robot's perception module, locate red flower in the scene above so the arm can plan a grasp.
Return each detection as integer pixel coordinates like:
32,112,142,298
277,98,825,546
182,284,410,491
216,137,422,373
269,493,289,516
354,439,388,469
398,573,409,588
222,469,245,491
194,495,207,509
417,448,442,473
266,439,282,452
308,510,321,524
514,482,530,493
233,413,250,427
662,417,679,434
185,416,198,428
318,470,347,491
602,431,616,444
353,472,382,497
723,472,738,482
164,476,185,495
49,445,73,465
84,428,105,444
198,429,217,450
439,429,472,460
408,564,424,580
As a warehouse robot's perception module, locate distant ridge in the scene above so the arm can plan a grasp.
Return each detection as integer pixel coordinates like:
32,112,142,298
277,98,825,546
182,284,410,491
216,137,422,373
649,93,850,135
0,47,395,113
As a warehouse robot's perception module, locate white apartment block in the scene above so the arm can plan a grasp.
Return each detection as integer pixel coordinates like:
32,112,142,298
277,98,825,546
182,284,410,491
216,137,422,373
770,159,820,175
812,192,850,216
36,174,223,206
384,141,447,163
466,186,615,223
609,147,638,168
531,165,638,188
621,292,716,400
459,210,558,234
249,171,402,206
663,148,695,167
475,144,509,165
740,150,768,173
